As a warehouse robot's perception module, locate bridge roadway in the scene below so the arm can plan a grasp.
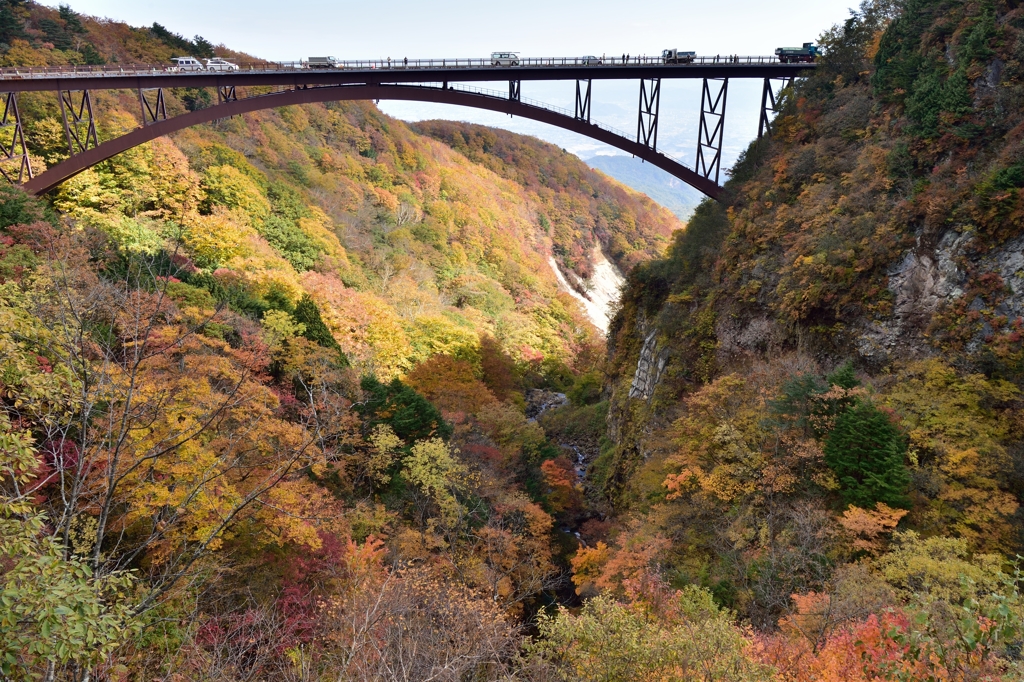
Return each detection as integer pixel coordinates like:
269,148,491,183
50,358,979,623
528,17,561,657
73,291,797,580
0,56,816,91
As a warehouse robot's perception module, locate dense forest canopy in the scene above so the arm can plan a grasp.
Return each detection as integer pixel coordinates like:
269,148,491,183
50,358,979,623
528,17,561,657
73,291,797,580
4,0,1024,680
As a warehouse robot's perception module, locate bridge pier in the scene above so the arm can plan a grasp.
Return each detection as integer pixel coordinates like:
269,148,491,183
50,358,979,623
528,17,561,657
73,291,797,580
696,78,728,185
758,76,793,139
218,85,238,104
0,92,31,183
58,89,98,155
138,88,167,126
637,78,660,151
575,79,591,123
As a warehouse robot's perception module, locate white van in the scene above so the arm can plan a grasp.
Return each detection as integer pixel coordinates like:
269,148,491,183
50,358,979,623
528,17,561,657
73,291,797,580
491,52,520,67
168,56,205,72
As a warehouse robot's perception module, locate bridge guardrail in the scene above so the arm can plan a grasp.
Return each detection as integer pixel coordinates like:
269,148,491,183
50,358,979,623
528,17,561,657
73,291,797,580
0,55,794,79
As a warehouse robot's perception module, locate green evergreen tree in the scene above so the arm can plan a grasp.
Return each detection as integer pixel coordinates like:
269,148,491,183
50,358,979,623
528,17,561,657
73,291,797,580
769,373,827,435
0,0,25,45
192,35,215,58
292,294,347,361
38,17,72,50
826,360,859,389
357,376,453,442
150,22,191,53
180,88,211,112
824,401,910,509
58,4,85,33
80,42,105,65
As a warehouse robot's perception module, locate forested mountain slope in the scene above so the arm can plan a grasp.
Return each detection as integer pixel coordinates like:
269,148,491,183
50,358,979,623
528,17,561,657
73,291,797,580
580,0,1024,676
12,0,1024,679
413,121,677,279
0,1,687,679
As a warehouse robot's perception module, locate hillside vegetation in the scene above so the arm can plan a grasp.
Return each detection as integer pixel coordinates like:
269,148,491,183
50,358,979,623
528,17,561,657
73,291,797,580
587,0,1024,678
0,1,688,679
8,0,1024,679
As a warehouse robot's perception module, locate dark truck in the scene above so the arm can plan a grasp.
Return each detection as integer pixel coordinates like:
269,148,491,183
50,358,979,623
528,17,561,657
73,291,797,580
775,43,818,63
662,49,696,64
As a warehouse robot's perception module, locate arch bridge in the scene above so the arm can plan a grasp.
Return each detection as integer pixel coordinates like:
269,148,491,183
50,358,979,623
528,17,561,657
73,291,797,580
0,57,816,199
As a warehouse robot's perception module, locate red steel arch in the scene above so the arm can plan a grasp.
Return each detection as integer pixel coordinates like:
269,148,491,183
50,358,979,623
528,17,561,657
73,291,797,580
22,83,723,199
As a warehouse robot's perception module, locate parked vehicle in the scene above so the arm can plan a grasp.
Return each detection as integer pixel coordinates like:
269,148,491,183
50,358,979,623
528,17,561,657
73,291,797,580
307,56,341,68
167,56,205,72
775,43,818,63
581,55,602,65
205,57,239,72
491,52,520,66
662,49,696,64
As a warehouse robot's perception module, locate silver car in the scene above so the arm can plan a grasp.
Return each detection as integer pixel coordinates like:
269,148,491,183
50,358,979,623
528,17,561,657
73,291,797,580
205,57,239,72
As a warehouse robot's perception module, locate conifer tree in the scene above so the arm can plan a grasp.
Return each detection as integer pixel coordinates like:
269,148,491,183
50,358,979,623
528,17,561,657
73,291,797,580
58,4,85,33
0,0,25,45
824,401,910,509
358,376,453,442
293,293,347,362
827,360,859,389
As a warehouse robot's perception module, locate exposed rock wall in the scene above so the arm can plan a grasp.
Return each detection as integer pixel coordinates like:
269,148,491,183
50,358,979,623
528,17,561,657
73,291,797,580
629,328,666,400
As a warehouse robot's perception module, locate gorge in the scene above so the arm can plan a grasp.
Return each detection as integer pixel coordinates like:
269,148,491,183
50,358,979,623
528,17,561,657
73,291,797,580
4,0,1024,680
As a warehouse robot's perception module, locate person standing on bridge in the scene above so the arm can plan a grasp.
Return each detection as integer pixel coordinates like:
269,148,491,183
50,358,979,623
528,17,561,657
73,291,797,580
621,53,625,63
404,57,408,66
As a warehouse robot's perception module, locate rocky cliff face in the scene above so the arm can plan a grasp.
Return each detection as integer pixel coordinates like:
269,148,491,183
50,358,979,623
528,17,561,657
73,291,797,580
600,0,1024,503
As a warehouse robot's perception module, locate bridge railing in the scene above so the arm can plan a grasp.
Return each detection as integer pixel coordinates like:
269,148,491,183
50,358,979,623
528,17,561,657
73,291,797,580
0,55,791,79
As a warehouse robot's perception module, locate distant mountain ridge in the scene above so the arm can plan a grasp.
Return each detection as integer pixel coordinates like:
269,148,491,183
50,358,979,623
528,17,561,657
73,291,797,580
584,154,703,222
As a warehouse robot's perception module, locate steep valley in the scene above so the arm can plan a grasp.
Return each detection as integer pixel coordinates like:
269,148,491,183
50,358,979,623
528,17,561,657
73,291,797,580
5,0,1024,680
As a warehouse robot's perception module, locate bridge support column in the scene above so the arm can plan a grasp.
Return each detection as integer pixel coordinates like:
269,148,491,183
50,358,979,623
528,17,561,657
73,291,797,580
58,89,98,155
0,92,32,183
696,78,728,185
509,80,520,102
636,78,660,151
138,88,167,126
218,85,238,104
575,79,591,123
758,77,793,139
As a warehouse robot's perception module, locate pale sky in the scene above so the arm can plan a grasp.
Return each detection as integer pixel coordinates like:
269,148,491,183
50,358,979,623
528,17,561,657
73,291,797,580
53,0,858,187
55,0,857,63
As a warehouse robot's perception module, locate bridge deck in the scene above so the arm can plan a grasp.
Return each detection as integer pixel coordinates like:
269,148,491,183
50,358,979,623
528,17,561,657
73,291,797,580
0,58,816,92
